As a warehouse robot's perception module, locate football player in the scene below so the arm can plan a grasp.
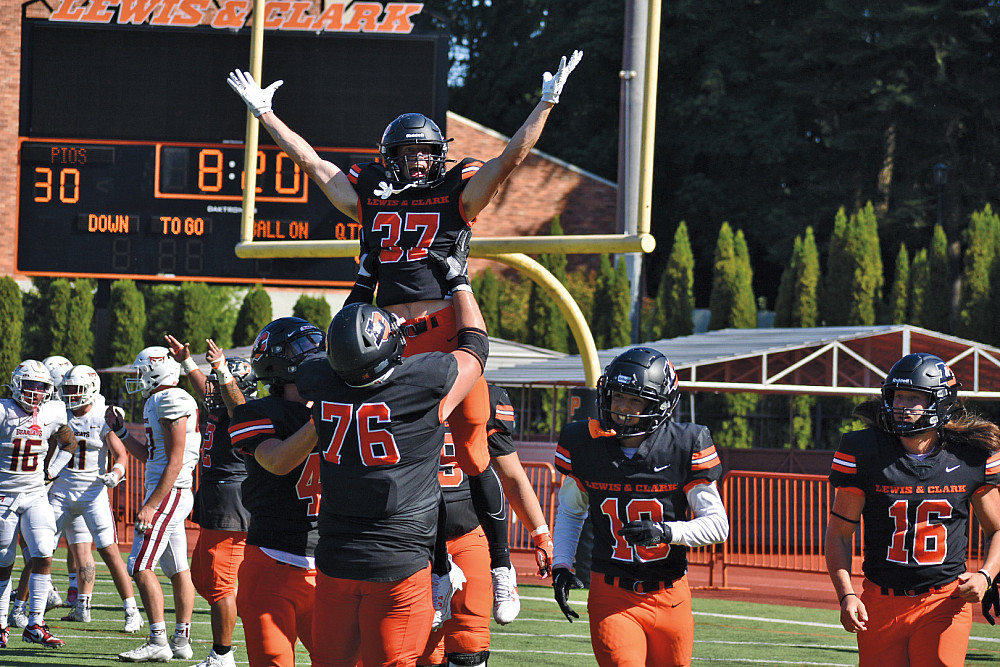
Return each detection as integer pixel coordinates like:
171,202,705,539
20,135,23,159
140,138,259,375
165,335,256,667
108,347,200,662
294,233,492,667
46,365,144,632
227,49,582,623
228,318,326,667
419,384,554,667
0,360,78,648
552,348,729,667
826,353,1000,667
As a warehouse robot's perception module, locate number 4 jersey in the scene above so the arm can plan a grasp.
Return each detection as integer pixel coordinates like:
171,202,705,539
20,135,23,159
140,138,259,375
830,428,1000,591
0,397,68,495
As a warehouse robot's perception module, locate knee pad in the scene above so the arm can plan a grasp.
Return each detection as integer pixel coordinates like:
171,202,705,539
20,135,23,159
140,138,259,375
447,651,489,667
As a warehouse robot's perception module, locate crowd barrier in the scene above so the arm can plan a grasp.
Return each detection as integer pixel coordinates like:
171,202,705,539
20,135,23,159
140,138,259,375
110,458,990,586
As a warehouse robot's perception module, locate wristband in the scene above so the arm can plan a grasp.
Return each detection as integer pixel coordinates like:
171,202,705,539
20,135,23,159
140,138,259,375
531,524,550,537
112,462,127,476
839,592,858,604
215,364,234,385
179,357,198,375
979,569,993,589
115,425,129,439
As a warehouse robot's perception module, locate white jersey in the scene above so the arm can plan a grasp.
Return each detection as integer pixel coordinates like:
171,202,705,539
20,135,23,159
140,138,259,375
142,387,200,492
59,394,110,485
0,397,68,495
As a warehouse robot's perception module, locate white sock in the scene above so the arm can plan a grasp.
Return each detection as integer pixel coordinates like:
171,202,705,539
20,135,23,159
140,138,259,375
13,598,26,612
174,622,191,639
78,593,92,608
150,621,167,643
68,573,77,589
28,572,51,625
0,578,10,627
123,596,138,610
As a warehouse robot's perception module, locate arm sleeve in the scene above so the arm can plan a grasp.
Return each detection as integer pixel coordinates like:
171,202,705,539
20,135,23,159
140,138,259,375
664,480,729,547
553,476,589,570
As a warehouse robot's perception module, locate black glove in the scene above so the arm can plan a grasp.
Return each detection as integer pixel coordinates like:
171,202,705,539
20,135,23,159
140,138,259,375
345,239,379,305
983,581,1000,625
427,227,472,293
618,520,671,548
553,567,584,622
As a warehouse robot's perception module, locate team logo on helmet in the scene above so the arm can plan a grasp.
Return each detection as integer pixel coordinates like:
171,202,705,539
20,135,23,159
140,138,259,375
252,331,270,358
365,311,392,348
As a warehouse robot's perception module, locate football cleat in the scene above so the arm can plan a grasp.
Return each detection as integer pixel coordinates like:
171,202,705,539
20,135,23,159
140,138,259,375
45,587,63,610
0,625,8,648
61,602,91,622
124,607,145,633
170,634,194,660
22,623,65,647
66,586,78,606
118,640,173,662
431,556,466,631
191,649,238,667
491,565,521,625
10,608,29,629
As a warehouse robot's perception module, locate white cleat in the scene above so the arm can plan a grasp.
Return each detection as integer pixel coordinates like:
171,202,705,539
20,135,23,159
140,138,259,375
431,557,466,631
45,587,63,611
190,649,237,667
124,607,145,633
61,602,91,622
118,640,173,662
491,565,520,625
170,634,194,660
10,608,29,629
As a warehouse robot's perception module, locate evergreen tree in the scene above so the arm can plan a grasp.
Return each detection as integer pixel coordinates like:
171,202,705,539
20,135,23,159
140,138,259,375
823,203,883,326
887,244,909,324
172,283,214,355
908,248,930,327
64,279,95,366
472,267,501,337
0,277,24,388
957,205,1000,342
591,254,616,348
773,247,796,328
527,217,569,353
233,285,273,346
206,286,239,350
821,207,850,325
652,221,695,340
141,284,180,347
495,273,530,343
292,295,332,329
792,227,821,328
106,280,146,398
565,265,597,354
47,279,72,358
708,222,756,330
924,225,952,333
606,259,632,348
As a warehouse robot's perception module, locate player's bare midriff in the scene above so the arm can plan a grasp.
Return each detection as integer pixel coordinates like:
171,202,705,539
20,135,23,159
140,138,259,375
384,299,451,321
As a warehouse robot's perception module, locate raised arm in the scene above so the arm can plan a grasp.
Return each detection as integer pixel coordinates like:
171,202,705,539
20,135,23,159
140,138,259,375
227,69,359,221
461,51,582,219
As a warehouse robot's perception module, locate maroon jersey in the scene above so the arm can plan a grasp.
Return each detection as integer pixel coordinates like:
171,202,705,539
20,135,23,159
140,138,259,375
228,396,318,557
554,419,723,583
348,157,483,307
439,385,518,539
296,352,459,582
830,428,1000,591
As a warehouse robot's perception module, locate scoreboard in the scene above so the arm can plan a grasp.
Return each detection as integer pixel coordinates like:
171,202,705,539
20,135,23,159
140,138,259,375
16,16,449,286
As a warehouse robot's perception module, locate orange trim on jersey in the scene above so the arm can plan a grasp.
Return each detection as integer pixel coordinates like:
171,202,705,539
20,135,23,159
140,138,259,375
831,452,857,475
348,164,360,184
838,486,865,497
986,452,1000,474
683,478,712,494
554,444,572,474
461,161,483,179
229,419,276,444
691,445,720,471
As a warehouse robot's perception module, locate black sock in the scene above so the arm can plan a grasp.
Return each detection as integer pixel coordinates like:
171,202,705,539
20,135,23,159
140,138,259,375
468,464,511,569
432,497,451,576
213,644,232,656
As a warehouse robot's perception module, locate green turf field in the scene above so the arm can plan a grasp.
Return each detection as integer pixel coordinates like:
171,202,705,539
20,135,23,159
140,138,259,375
4,553,1000,665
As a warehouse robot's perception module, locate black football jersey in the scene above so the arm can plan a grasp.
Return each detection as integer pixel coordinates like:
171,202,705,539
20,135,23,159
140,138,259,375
440,385,518,539
228,396,318,557
348,157,483,307
199,410,247,483
554,419,724,582
830,428,1000,590
296,353,459,581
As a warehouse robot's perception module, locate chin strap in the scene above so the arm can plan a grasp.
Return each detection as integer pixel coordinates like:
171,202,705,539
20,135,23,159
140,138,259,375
374,180,417,199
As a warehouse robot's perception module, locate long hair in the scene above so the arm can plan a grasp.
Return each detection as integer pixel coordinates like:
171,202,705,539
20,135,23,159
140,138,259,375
853,398,1000,454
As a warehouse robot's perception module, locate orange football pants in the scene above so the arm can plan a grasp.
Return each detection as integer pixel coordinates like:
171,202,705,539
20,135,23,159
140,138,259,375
401,305,490,474
587,573,694,667
191,528,246,605
419,528,492,665
856,578,972,667
236,545,316,667
311,565,434,667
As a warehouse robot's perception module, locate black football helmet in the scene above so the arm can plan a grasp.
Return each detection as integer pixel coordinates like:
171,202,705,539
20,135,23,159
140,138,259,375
251,318,326,391
597,347,680,437
880,352,961,435
204,356,257,412
378,113,450,188
326,303,405,387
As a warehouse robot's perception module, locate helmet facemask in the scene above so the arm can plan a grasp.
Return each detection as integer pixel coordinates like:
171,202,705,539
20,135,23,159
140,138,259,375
204,357,257,412
61,365,101,409
10,360,54,411
879,353,960,436
378,113,450,189
596,348,680,438
125,347,181,398
384,144,448,188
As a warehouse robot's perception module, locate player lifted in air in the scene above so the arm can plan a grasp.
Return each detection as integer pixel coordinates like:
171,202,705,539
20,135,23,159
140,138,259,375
109,347,200,662
0,360,79,648
227,48,582,624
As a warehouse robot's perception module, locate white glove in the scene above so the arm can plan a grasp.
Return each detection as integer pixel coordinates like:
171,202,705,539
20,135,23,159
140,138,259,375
541,50,583,104
102,470,124,488
227,69,283,118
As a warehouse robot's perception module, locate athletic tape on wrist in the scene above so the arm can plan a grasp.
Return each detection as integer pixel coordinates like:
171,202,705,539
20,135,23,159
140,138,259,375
179,357,198,375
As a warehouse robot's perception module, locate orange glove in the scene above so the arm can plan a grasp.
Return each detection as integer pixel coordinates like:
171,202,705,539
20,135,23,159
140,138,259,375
533,529,554,578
